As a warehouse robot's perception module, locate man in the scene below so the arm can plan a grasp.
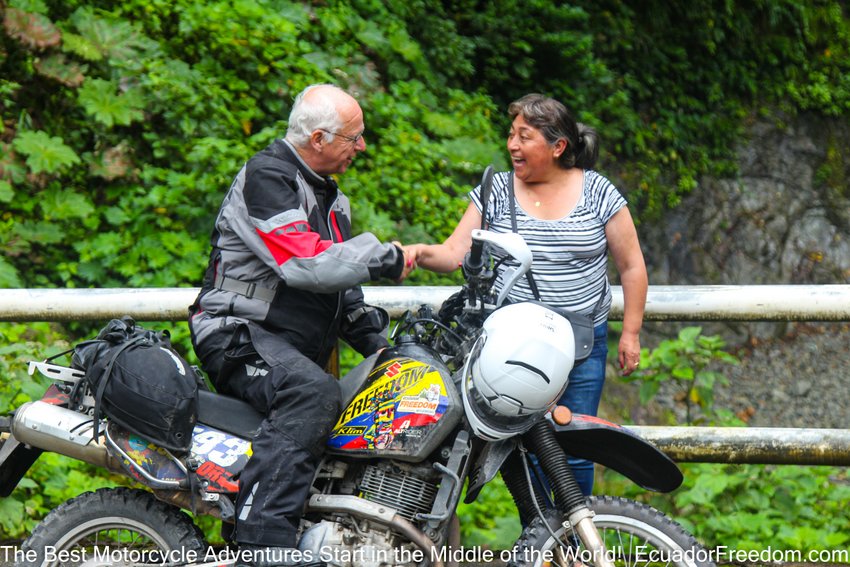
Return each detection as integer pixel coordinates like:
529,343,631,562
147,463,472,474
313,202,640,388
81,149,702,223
189,84,411,566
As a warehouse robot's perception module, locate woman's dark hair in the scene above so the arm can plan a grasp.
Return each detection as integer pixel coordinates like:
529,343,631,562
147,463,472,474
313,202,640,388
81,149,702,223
508,93,599,170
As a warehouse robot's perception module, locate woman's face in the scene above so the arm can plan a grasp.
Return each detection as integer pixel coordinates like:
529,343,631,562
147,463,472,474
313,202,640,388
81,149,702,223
506,114,563,181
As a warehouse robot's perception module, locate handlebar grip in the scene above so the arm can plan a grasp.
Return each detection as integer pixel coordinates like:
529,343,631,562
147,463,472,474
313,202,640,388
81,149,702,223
465,243,484,276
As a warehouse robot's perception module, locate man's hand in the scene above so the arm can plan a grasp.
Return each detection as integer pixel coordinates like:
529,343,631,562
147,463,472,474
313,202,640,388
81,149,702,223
393,241,416,281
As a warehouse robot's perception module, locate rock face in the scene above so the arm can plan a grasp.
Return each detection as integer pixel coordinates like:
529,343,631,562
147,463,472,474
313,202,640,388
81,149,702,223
641,111,850,290
621,111,850,428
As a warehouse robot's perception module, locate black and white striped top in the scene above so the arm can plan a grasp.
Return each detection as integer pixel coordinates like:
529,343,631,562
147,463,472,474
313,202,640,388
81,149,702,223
470,170,627,326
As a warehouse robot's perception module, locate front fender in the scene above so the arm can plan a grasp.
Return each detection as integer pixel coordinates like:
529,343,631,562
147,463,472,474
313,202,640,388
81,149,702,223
464,438,518,503
554,414,683,493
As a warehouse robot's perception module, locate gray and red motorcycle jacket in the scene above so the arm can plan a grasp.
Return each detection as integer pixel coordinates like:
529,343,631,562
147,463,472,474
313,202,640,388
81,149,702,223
189,139,402,375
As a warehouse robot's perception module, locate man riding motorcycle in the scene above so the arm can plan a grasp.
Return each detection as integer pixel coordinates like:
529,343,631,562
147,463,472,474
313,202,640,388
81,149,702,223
189,83,413,566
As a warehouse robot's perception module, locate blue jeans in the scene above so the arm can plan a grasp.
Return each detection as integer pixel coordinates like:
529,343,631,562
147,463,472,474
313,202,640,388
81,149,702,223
557,322,608,495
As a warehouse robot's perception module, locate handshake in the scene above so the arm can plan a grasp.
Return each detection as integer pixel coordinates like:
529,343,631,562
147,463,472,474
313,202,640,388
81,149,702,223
392,241,426,282
390,233,466,282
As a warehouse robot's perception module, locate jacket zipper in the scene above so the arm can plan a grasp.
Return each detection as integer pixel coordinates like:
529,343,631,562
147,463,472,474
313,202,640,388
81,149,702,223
320,193,344,361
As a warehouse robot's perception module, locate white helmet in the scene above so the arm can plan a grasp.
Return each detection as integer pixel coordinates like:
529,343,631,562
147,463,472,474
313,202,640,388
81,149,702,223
461,302,577,441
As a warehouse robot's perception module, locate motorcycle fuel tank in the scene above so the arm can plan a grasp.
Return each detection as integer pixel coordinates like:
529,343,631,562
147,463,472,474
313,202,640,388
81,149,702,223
327,343,461,462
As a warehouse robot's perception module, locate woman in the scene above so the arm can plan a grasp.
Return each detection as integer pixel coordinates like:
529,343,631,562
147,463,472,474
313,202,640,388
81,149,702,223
406,93,647,495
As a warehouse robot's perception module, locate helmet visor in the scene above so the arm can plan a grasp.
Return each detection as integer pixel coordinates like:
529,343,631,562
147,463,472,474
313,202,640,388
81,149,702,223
463,339,546,436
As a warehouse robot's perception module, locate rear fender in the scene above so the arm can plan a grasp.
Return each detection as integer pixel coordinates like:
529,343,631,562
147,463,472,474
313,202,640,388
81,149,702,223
554,414,683,493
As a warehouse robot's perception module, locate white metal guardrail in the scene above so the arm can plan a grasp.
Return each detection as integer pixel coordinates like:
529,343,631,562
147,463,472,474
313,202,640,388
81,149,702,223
1,285,849,322
2,284,850,464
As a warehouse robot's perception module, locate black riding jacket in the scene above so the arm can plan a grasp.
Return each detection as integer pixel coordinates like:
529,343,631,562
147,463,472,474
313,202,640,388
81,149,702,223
190,139,402,374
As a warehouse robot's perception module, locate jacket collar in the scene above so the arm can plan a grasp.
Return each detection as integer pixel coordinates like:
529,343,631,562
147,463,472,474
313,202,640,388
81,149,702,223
279,139,336,190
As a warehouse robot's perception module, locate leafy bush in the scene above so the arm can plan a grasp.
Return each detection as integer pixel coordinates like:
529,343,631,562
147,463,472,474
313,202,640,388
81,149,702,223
623,326,740,424
0,0,504,292
5,0,848,290
456,477,521,549
600,327,850,552
601,463,850,552
440,0,850,218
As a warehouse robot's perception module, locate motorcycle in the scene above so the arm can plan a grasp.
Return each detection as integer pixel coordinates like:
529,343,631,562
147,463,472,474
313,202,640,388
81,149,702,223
0,168,714,567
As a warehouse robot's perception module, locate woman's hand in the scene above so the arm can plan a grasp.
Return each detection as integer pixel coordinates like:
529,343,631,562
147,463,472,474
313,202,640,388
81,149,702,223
618,331,641,376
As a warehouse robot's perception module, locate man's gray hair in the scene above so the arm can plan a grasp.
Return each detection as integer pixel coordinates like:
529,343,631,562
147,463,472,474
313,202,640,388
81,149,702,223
285,84,345,147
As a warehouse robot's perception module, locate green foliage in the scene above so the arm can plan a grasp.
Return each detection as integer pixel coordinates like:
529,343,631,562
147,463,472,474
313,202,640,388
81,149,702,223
4,454,123,539
77,78,145,127
456,476,521,548
599,328,850,552
2,0,848,287
0,256,23,287
439,0,850,218
601,463,850,552
584,0,850,215
0,0,504,291
11,130,80,174
622,326,740,424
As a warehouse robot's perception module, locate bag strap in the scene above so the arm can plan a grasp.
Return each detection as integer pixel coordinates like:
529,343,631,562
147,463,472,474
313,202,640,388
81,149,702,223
507,174,543,301
45,346,75,363
90,334,148,444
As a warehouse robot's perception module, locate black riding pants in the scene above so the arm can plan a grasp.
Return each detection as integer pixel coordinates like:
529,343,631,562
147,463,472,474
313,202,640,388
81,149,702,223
217,336,342,547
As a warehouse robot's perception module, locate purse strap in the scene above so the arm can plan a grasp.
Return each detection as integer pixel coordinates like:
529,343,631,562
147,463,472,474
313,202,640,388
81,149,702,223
507,174,543,301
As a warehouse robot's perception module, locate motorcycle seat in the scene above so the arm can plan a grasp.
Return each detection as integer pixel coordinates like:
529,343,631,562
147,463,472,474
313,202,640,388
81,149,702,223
195,352,378,440
197,389,264,439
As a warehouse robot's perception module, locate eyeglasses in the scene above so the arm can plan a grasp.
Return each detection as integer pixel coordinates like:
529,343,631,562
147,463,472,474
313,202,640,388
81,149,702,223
319,128,364,145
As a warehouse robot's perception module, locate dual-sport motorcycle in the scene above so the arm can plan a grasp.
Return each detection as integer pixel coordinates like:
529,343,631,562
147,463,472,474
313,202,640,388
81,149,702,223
0,168,714,567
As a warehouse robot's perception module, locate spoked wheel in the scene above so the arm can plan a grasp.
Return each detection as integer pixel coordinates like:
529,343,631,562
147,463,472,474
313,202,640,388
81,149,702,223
19,487,206,567
509,496,715,567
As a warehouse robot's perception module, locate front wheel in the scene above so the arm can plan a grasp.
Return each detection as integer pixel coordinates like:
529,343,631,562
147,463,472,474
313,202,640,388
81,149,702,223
509,496,715,567
19,487,206,567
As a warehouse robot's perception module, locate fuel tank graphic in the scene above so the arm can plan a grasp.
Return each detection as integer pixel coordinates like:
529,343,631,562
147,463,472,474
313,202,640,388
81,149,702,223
327,345,461,462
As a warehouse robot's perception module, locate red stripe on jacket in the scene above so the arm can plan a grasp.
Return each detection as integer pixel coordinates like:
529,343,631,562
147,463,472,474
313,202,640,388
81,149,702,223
256,220,333,265
329,211,344,243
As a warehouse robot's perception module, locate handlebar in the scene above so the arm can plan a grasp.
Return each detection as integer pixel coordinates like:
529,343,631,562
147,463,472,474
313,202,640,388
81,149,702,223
465,165,495,275
469,230,532,307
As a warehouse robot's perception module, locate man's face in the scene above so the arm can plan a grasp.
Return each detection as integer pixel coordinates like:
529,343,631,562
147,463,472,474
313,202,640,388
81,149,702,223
315,103,366,175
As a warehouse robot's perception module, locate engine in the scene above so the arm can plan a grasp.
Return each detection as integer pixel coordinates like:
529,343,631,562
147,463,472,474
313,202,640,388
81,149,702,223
359,462,439,521
300,461,441,567
298,518,419,567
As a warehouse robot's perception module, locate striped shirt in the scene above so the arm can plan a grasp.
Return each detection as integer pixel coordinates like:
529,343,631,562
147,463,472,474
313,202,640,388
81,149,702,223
470,170,626,326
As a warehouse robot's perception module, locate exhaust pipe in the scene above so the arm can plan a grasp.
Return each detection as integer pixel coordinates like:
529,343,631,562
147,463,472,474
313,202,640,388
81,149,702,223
11,401,114,470
13,401,224,518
